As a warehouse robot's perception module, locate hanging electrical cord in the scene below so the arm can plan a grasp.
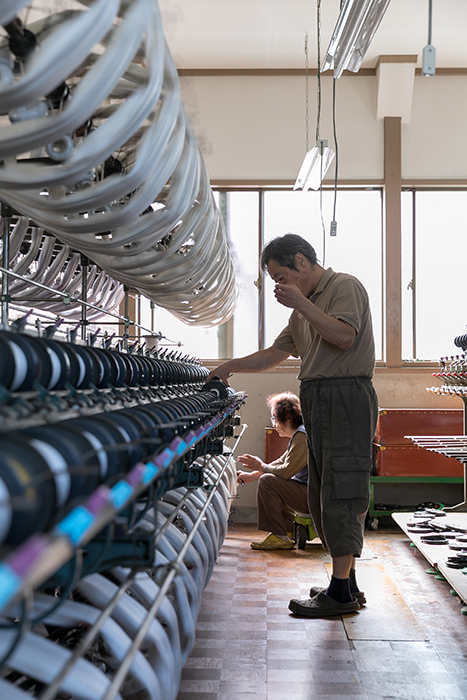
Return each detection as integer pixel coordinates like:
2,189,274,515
304,33,309,154
330,77,339,237
315,2,321,144
316,0,327,265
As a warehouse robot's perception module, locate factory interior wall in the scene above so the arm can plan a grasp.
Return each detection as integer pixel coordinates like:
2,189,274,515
180,74,384,181
186,72,467,520
180,73,467,181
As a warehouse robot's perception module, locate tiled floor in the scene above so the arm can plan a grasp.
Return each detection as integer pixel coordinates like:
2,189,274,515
177,524,467,700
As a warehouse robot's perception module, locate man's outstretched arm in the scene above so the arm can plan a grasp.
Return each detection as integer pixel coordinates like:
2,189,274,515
207,346,290,384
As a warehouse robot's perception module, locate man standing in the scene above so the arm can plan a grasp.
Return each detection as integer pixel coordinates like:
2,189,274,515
208,233,378,618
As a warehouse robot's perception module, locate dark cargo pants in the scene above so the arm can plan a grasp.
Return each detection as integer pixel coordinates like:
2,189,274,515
299,376,378,558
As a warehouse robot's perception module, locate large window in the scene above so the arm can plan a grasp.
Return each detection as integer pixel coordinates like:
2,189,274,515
140,187,383,360
402,190,467,361
226,192,260,358
138,186,467,365
140,298,219,358
263,189,383,360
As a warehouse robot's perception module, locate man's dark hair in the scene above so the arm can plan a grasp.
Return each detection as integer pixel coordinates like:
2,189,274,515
260,233,318,272
267,392,303,430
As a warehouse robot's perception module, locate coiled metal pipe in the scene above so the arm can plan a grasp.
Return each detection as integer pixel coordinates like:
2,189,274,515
0,1,237,326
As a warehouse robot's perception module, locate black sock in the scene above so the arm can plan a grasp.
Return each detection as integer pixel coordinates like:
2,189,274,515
349,567,360,593
325,575,352,603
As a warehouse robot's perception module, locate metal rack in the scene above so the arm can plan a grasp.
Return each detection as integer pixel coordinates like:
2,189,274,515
406,436,467,513
404,350,467,513
0,424,245,700
0,342,249,700
0,209,184,353
395,346,467,608
392,511,467,606
0,324,247,699
0,212,245,696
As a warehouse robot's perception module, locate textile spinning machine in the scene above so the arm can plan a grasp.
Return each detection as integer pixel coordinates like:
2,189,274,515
0,327,247,699
0,1,247,698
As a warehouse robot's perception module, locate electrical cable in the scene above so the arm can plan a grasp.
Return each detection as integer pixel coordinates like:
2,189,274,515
315,0,322,143
316,0,326,264
331,77,339,232
428,0,432,45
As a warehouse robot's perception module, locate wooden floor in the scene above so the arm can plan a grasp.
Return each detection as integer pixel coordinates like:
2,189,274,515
177,523,467,700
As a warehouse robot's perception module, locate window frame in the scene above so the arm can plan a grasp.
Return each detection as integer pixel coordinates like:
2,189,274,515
138,180,467,370
213,184,385,362
401,186,467,365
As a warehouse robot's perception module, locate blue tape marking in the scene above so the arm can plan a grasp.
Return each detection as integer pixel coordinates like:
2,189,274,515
55,506,94,545
110,481,134,509
143,462,159,484
0,565,21,609
157,448,174,468
176,439,187,456
186,432,197,446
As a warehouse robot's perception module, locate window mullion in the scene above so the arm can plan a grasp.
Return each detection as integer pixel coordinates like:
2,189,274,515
258,189,265,350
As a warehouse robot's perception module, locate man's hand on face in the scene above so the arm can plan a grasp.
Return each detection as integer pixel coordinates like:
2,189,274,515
274,283,307,310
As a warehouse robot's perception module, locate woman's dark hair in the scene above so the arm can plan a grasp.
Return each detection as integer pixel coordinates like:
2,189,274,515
267,392,302,430
260,233,318,272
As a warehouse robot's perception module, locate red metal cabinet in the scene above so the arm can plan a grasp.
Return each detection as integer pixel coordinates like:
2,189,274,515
374,408,464,477
373,444,464,477
264,427,289,463
375,409,463,446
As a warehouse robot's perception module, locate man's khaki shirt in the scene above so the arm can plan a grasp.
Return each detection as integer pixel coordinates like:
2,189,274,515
272,267,375,380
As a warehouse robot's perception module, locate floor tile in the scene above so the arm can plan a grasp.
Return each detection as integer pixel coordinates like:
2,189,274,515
176,524,467,700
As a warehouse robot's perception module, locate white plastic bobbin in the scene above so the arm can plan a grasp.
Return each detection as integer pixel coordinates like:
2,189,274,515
28,439,71,508
45,346,63,390
80,429,108,479
112,424,131,446
46,135,74,161
0,476,12,544
7,340,28,391
76,353,86,387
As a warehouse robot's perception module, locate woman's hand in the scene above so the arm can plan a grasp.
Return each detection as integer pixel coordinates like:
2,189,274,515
237,454,265,471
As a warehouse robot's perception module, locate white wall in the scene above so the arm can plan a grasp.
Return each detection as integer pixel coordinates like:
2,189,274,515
181,73,467,181
180,75,383,180
403,76,467,178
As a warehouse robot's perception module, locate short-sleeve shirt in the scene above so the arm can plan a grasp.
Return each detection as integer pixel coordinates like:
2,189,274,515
272,268,375,380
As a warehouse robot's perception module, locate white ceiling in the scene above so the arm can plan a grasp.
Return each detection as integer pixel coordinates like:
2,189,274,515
158,0,467,70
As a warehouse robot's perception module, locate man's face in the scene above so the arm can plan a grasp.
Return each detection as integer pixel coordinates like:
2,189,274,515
266,255,314,296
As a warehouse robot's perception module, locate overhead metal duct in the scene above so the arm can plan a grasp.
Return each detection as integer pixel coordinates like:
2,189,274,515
0,0,237,326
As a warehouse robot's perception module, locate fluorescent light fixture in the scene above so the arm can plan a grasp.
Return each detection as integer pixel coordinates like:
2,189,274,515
322,0,392,79
293,140,335,191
